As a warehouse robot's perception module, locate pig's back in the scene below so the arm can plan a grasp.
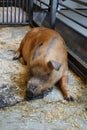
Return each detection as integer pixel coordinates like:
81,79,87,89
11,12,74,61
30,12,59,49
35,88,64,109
45,34,67,66
36,28,67,66
21,27,67,67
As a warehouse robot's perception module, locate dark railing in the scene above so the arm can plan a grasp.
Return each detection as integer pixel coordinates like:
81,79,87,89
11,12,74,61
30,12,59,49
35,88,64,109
57,1,87,30
0,0,30,25
71,0,87,6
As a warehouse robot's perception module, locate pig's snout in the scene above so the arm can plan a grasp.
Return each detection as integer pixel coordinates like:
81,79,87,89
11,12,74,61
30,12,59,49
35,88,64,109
26,84,38,100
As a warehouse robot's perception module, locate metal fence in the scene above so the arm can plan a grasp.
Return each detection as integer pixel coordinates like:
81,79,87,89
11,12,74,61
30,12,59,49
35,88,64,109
56,0,87,37
0,0,30,25
32,0,87,36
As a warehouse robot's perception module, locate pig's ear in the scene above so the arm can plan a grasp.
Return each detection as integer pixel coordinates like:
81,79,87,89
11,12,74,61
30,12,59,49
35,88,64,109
47,60,61,70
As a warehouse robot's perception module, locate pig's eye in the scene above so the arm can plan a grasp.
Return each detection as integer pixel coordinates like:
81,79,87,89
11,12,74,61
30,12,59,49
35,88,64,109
41,73,50,81
47,73,50,76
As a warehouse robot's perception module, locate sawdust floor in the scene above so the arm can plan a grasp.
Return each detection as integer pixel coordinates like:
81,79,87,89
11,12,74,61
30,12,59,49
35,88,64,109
0,26,87,130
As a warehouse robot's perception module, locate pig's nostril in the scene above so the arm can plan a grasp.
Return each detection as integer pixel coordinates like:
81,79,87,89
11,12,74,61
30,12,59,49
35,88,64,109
26,89,34,100
32,86,37,91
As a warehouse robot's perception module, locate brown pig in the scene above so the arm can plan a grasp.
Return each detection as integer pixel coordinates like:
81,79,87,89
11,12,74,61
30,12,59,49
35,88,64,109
13,27,74,101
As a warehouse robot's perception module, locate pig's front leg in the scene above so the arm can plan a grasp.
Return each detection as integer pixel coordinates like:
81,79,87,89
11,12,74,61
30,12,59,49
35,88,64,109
59,74,74,101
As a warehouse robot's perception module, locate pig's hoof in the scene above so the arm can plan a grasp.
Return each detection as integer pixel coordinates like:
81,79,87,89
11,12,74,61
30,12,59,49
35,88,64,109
13,56,18,60
66,96,74,102
13,52,20,60
12,55,19,60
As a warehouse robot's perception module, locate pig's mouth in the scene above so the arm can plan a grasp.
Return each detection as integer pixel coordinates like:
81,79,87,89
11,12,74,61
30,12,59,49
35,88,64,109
25,87,53,101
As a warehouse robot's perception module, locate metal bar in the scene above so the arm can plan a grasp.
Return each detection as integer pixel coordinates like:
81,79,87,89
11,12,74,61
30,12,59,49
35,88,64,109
7,0,8,23
57,10,87,29
34,0,49,11
18,0,21,23
35,0,38,11
48,0,51,12
36,0,49,7
22,0,24,23
25,0,27,22
10,0,13,23
71,0,87,6
39,0,42,11
29,0,34,25
68,52,87,83
50,0,58,29
14,0,17,23
3,0,5,23
0,23,29,25
58,3,87,17
26,0,29,22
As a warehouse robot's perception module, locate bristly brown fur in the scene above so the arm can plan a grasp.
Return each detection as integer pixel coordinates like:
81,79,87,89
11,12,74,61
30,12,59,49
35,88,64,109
13,27,74,101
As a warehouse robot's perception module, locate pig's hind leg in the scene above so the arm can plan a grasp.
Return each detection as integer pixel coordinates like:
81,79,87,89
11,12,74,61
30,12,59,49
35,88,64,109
13,48,21,60
58,74,74,101
13,48,26,65
13,40,24,60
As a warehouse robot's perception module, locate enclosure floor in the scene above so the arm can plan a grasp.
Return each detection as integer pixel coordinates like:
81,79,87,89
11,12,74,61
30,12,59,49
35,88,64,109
0,26,87,130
